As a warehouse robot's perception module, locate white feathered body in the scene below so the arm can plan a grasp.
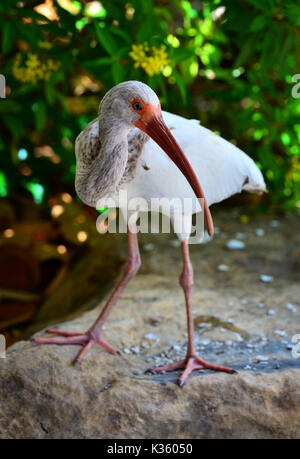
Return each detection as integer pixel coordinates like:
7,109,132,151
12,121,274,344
76,110,265,217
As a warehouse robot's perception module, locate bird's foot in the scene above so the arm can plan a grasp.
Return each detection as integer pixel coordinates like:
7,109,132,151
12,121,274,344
31,328,116,363
149,354,236,387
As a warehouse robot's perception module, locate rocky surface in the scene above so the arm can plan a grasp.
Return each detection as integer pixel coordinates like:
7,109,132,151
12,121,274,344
0,209,299,438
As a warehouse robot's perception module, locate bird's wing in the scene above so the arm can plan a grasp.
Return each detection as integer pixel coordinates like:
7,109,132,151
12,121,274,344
160,110,266,207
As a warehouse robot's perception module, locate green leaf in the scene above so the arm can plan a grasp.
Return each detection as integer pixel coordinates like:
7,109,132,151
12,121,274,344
249,14,269,32
173,69,187,105
171,48,194,63
108,26,131,44
82,57,114,67
1,23,14,55
112,61,126,84
94,22,117,55
34,101,47,133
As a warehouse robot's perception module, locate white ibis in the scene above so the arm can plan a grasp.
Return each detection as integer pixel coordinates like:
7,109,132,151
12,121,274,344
32,81,266,386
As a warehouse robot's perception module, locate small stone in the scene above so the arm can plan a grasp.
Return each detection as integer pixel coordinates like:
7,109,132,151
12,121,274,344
217,264,230,272
226,340,233,346
123,348,132,354
256,228,265,237
143,243,154,252
170,239,181,248
228,301,235,307
235,232,246,240
199,339,211,346
235,333,244,342
241,298,248,305
144,333,157,340
226,239,245,250
131,346,140,354
268,309,276,316
254,355,269,363
260,275,274,283
275,330,286,337
258,302,265,308
287,303,297,313
171,344,181,351
270,220,280,228
286,344,293,351
244,365,252,370
197,322,208,329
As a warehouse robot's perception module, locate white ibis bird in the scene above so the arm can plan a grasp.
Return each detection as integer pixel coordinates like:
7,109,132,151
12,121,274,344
33,81,266,386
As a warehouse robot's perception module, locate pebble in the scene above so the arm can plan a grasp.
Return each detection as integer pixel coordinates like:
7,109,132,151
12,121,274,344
226,340,233,346
226,239,245,250
268,309,276,316
287,303,297,313
170,239,181,248
241,298,248,305
197,322,208,329
270,220,280,228
254,355,269,362
144,333,157,340
217,264,230,272
255,228,265,237
199,339,211,346
143,243,154,252
228,300,235,307
171,344,181,351
275,330,286,337
235,333,244,342
258,302,265,308
244,365,252,370
131,346,140,354
235,232,246,240
123,348,132,354
286,344,293,351
260,274,274,283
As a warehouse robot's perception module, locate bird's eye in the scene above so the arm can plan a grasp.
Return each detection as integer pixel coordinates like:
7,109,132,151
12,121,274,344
133,101,142,111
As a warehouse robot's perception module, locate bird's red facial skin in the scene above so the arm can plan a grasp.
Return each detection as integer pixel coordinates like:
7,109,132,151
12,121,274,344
132,100,162,128
134,105,214,237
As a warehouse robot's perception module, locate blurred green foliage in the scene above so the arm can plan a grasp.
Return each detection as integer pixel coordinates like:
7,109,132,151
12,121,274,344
0,0,299,209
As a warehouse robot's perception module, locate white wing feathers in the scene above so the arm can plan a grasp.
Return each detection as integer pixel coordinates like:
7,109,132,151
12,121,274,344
161,111,266,207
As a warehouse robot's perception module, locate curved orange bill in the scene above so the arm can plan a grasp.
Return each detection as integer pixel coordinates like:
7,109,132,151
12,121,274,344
136,113,214,237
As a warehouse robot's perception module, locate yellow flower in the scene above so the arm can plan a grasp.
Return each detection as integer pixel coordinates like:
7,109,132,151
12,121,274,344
129,43,170,77
12,52,60,83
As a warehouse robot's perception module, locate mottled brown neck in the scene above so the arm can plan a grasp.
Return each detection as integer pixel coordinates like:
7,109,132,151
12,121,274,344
75,125,129,207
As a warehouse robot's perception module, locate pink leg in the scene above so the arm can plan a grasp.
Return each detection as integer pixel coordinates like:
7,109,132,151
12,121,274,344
32,224,141,363
151,240,236,386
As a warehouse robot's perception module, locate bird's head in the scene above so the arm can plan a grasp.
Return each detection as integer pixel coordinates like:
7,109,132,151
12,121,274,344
99,81,213,236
